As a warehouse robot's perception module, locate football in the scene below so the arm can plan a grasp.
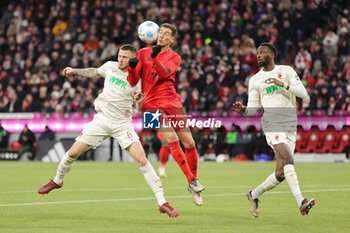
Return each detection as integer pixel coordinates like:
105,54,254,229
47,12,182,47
137,21,159,44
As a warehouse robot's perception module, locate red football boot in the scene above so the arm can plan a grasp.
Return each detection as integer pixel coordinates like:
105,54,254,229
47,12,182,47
38,179,63,194
158,202,179,217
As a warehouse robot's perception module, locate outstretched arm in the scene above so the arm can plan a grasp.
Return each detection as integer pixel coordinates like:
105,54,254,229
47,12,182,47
63,67,101,78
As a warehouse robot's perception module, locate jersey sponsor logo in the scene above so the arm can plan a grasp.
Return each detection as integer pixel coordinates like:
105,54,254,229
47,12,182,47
143,110,161,129
275,135,279,140
265,84,283,94
277,73,282,79
109,76,127,89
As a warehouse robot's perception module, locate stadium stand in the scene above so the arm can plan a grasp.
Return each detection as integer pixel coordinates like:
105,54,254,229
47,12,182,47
0,0,349,160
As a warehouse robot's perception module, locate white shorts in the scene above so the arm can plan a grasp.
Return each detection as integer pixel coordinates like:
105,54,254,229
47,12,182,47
75,113,139,150
265,131,296,153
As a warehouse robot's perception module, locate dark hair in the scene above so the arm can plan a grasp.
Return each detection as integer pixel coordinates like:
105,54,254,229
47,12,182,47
120,44,137,54
260,42,277,56
160,23,177,37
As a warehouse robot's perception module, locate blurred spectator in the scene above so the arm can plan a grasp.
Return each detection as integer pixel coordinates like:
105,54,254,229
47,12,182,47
191,126,204,156
226,124,239,159
295,43,312,70
0,0,348,116
252,130,272,156
213,126,227,156
39,126,55,141
236,126,255,160
0,124,9,148
322,29,339,62
18,125,36,159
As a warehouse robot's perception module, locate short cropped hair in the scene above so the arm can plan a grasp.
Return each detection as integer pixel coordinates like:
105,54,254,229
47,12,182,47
260,42,277,56
160,23,177,37
120,44,137,54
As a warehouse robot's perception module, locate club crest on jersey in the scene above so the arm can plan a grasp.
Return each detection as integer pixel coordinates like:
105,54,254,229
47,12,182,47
277,73,282,79
143,110,161,129
275,135,279,140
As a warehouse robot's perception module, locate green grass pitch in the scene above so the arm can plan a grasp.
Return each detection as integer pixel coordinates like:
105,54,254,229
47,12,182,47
0,161,349,233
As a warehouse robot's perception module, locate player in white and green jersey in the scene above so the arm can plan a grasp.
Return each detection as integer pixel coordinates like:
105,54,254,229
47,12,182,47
38,44,178,217
232,42,315,217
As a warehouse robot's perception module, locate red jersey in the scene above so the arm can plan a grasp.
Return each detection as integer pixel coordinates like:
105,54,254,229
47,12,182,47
127,46,182,109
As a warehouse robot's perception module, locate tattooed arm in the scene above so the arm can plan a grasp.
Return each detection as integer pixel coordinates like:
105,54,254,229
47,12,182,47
62,67,101,78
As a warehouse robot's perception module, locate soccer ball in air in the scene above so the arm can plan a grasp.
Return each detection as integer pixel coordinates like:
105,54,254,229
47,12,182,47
138,21,159,44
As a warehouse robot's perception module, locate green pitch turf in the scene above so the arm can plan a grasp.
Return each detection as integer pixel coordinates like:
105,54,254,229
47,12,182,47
0,161,349,233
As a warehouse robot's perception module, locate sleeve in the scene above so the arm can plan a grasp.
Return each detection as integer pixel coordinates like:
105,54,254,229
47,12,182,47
243,77,261,116
286,66,308,99
127,52,142,87
152,53,181,80
97,61,113,77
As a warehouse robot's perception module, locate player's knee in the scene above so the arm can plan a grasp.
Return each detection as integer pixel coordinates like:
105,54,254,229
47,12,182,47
160,138,168,146
183,139,196,148
164,133,178,142
275,170,285,181
282,158,294,166
67,150,80,158
136,157,148,167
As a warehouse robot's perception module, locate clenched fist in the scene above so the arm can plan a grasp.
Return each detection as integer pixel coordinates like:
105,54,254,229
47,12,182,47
62,67,74,77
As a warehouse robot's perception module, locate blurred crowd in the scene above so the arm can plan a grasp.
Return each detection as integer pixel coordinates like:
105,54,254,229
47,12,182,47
0,0,350,115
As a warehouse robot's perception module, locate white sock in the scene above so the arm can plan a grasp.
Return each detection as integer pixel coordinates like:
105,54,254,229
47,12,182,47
139,162,166,206
251,172,280,199
284,164,304,207
53,153,76,184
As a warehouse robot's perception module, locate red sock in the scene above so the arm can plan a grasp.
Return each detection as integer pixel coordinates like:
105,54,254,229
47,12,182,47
168,141,194,183
185,147,198,178
159,145,169,166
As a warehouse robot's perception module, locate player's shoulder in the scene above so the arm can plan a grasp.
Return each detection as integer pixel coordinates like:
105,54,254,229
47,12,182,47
250,71,260,81
139,47,152,53
101,61,118,68
276,64,294,72
168,49,181,62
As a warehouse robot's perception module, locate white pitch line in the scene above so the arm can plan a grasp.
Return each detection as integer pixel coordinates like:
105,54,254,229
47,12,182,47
1,184,350,194
1,188,350,207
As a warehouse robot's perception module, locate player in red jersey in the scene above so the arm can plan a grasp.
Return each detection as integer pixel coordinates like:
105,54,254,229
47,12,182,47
128,23,204,206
